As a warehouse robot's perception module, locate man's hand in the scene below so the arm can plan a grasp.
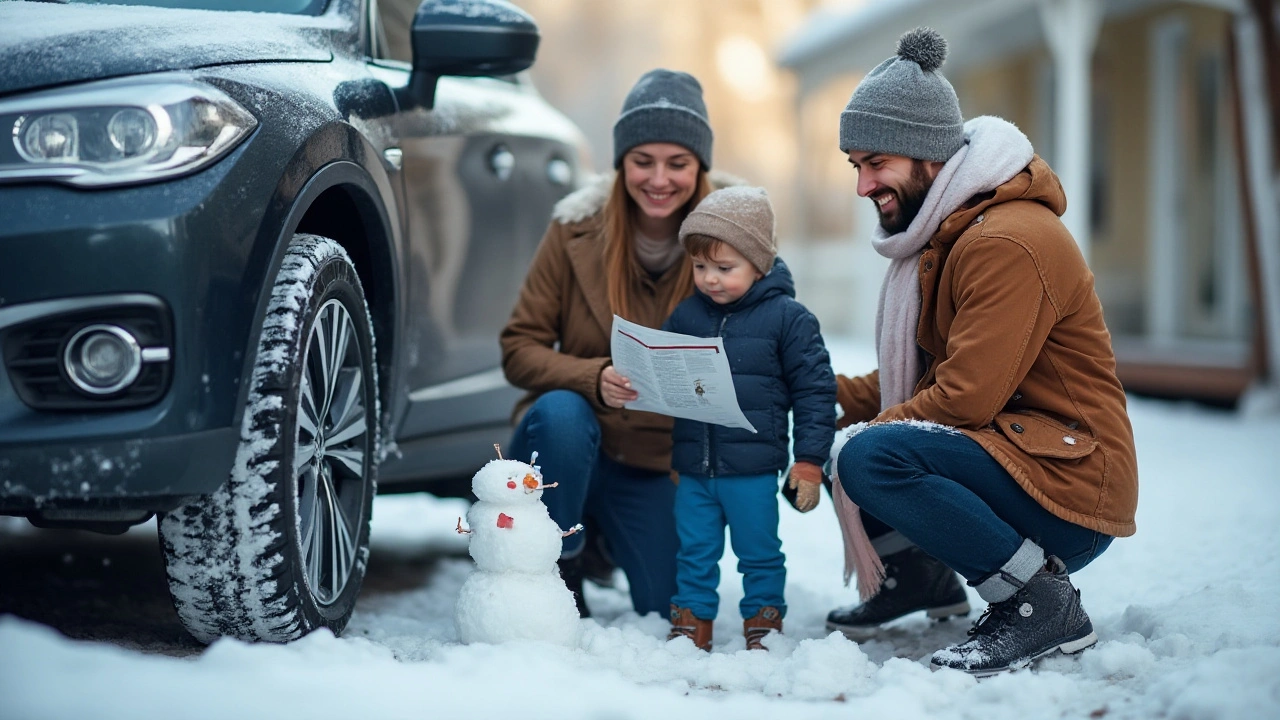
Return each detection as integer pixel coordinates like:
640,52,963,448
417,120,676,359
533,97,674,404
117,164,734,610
599,365,638,408
786,461,823,513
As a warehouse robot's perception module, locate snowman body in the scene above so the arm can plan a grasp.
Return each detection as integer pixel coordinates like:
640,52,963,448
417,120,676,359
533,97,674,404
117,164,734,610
464,501,560,575
455,458,581,646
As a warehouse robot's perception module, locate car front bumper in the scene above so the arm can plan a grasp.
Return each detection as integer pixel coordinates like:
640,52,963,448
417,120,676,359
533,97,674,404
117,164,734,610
0,138,272,512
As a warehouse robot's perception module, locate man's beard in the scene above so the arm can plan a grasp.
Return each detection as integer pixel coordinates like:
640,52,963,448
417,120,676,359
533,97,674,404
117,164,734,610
877,160,933,234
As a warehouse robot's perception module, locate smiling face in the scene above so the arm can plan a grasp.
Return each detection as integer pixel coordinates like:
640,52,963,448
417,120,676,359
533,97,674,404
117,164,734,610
847,151,940,234
690,240,763,305
470,458,547,504
621,143,700,224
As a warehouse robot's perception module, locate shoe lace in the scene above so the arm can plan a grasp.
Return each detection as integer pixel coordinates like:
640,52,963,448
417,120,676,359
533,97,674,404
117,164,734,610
967,593,1023,638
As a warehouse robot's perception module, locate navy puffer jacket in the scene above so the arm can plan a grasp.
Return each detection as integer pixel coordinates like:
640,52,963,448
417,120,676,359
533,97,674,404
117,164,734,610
662,258,836,477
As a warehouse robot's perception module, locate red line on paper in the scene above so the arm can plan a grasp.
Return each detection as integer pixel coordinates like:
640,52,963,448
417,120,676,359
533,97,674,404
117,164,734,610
618,329,720,353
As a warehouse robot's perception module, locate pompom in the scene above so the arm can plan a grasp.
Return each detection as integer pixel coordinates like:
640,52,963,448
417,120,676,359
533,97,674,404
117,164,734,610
896,27,947,73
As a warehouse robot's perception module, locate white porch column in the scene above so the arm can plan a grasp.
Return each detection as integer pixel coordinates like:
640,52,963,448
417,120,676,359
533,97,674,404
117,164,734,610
1146,17,1188,344
792,88,810,249
1037,0,1102,263
1235,11,1280,394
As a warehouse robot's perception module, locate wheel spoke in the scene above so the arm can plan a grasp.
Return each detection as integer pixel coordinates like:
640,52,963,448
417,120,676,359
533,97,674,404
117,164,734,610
325,414,367,449
323,470,355,599
312,308,333,423
326,447,365,475
294,441,318,474
307,476,327,589
326,366,361,428
325,370,366,447
299,468,321,576
298,465,318,539
298,373,320,439
329,305,352,386
322,305,351,425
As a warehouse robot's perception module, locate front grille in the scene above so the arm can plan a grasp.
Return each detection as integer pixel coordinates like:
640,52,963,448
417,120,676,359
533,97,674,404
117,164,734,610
4,303,172,411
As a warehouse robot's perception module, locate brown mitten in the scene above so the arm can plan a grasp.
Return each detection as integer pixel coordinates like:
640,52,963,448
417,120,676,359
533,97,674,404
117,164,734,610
786,461,823,513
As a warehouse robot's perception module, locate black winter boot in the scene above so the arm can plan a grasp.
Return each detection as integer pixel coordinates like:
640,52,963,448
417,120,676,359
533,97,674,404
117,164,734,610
557,556,590,618
930,556,1097,677
580,527,617,589
826,546,970,639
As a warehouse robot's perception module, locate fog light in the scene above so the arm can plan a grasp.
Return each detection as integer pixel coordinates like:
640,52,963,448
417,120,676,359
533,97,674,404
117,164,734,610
63,325,142,395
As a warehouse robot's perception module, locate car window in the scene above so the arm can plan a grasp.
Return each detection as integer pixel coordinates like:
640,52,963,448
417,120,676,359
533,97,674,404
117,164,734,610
43,0,329,14
374,0,414,63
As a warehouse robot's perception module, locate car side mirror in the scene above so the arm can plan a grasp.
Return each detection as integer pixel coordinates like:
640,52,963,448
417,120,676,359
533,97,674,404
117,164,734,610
401,0,540,109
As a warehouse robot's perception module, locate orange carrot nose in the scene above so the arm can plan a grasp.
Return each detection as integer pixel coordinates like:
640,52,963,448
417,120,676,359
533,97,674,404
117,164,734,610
523,474,539,490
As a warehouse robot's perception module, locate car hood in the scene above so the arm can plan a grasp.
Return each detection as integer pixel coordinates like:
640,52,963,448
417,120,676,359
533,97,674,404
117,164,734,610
0,3,347,98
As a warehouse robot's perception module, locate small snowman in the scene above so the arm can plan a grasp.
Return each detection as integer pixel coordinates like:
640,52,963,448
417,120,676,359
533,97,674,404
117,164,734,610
454,446,584,646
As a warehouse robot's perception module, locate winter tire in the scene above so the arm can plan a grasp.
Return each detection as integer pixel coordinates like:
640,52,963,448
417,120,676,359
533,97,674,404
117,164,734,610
160,234,380,643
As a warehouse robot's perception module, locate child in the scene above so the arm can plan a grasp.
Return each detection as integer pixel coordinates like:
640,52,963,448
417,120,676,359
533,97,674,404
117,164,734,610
661,186,836,651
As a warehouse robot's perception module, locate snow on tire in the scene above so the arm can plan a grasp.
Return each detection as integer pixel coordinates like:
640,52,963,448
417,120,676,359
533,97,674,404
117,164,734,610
160,234,380,643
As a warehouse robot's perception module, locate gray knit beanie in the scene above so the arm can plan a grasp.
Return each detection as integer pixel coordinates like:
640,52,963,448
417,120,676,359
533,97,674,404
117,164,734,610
613,69,713,169
679,186,776,273
839,27,965,162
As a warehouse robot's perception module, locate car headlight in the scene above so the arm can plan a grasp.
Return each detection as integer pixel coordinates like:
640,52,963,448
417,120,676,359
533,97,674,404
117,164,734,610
0,77,257,188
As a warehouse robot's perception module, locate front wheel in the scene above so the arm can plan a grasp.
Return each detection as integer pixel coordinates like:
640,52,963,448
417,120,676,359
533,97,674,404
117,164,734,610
160,234,380,643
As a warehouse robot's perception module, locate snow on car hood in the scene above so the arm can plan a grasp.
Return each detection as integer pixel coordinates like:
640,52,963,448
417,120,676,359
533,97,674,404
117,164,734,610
0,3,347,97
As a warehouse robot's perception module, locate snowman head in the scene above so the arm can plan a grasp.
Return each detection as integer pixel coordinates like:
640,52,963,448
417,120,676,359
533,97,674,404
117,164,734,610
471,457,551,504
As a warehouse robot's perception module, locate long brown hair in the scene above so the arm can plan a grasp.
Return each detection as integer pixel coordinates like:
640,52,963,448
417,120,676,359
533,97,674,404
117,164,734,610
602,170,713,325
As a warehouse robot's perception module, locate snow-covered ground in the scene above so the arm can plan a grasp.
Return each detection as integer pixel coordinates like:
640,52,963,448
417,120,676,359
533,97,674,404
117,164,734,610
2,339,1279,719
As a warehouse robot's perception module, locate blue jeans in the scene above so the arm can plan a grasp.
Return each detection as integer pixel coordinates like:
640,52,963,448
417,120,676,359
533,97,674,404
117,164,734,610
508,390,679,616
671,473,785,620
836,423,1112,582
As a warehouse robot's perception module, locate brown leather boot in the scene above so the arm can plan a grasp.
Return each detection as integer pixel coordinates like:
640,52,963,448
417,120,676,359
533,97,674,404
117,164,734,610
744,606,783,650
667,605,713,651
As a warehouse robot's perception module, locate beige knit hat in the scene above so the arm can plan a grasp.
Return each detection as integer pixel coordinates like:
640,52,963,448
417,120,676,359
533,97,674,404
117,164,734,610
678,186,777,273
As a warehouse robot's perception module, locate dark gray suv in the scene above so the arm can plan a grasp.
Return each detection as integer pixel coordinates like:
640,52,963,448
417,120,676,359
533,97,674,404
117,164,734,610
0,0,585,643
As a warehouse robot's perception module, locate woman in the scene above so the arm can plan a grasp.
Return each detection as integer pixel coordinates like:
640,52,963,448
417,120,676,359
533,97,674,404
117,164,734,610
500,68,731,618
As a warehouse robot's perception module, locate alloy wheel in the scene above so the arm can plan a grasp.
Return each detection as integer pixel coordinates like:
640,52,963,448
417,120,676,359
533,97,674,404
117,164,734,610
294,298,370,605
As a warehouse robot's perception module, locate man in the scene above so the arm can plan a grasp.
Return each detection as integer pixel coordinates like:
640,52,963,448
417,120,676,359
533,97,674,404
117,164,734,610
826,27,1138,677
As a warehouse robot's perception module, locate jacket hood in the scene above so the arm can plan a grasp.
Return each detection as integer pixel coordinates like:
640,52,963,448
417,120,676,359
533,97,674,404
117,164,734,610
694,256,795,311
936,155,1067,245
0,3,343,98
552,169,749,225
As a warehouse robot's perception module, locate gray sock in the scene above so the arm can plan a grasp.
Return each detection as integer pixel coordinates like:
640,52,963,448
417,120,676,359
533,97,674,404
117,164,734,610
871,530,914,557
974,538,1045,603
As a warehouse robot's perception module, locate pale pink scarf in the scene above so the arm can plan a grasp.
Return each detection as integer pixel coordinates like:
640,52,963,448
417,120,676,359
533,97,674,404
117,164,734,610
832,117,1035,599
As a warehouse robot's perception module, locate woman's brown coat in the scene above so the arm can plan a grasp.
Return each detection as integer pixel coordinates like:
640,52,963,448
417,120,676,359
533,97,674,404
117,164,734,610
837,157,1138,537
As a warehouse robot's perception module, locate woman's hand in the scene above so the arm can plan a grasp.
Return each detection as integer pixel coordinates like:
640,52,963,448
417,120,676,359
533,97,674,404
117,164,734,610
600,365,638,408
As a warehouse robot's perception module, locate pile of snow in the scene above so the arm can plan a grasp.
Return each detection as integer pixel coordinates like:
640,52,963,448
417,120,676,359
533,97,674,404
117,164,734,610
2,339,1278,719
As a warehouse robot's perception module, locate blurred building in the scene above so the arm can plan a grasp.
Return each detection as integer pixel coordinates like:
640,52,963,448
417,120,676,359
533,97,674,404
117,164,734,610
780,0,1280,405
510,1,852,236
377,0,1279,405
379,0,859,334
482,0,876,357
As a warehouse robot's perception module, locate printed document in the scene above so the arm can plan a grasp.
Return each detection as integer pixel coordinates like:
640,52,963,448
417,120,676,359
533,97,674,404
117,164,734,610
609,315,756,433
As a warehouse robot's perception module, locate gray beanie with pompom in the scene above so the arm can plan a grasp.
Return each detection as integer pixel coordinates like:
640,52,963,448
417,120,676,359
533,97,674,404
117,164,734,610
839,27,965,162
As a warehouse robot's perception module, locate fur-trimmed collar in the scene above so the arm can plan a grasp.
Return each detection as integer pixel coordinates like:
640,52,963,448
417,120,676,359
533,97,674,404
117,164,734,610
552,169,749,225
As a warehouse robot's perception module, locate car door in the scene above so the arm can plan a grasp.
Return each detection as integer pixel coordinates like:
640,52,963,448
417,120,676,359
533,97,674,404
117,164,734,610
368,0,585,482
